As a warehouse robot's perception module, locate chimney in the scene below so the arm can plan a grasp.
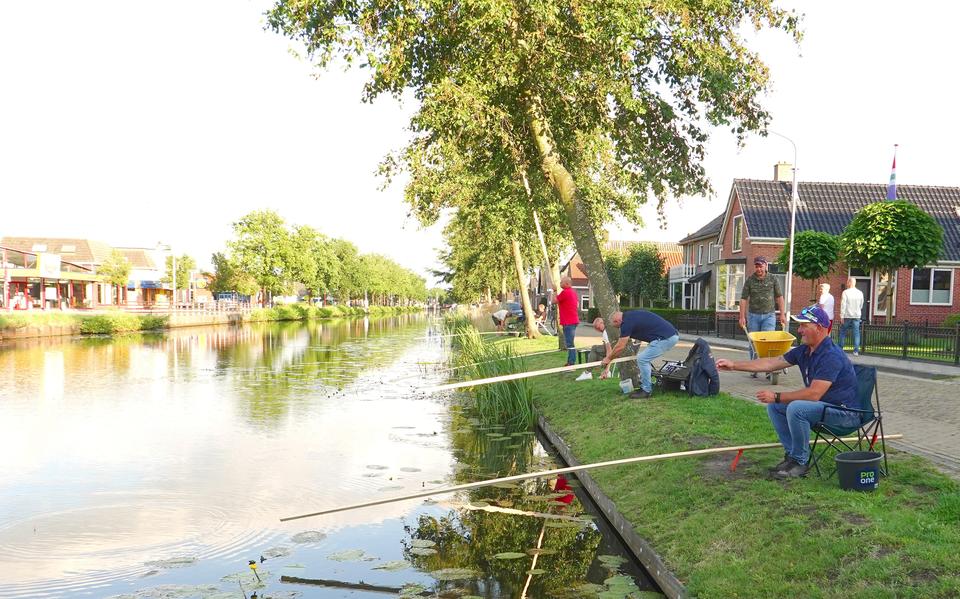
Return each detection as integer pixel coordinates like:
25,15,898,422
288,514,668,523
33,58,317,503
774,162,793,182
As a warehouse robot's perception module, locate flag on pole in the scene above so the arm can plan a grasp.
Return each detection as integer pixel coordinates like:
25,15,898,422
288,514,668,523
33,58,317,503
886,144,898,200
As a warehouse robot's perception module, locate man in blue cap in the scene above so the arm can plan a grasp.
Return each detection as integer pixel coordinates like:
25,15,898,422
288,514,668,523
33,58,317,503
715,305,860,478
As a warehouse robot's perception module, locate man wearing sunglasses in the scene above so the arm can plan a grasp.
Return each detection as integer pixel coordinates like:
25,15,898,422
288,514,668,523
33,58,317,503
739,256,786,374
715,305,859,478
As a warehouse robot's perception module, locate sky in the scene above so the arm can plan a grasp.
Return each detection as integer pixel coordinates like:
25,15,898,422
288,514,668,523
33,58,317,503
2,1,959,284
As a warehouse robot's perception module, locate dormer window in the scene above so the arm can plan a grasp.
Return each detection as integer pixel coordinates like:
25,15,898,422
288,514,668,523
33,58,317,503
61,244,76,253
31,243,47,252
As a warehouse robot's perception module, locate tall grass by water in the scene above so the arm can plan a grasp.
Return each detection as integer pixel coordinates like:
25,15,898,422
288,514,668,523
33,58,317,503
445,316,535,428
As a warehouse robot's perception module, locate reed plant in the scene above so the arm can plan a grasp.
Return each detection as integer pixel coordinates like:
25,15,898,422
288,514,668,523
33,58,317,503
445,318,535,428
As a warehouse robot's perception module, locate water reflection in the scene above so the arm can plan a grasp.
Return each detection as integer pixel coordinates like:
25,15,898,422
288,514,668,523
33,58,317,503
0,316,652,598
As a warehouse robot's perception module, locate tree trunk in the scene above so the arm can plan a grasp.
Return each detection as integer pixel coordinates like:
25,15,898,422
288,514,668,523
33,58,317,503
526,97,620,338
511,239,539,338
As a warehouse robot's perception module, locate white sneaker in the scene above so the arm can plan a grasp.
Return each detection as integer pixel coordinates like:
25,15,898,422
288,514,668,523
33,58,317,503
575,371,593,381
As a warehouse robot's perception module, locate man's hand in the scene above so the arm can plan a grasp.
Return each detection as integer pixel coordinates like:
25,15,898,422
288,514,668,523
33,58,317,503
778,314,787,327
599,367,610,380
738,315,747,329
715,358,736,371
756,390,776,404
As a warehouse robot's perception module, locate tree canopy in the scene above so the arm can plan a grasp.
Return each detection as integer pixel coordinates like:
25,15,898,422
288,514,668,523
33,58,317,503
777,230,840,301
268,0,800,321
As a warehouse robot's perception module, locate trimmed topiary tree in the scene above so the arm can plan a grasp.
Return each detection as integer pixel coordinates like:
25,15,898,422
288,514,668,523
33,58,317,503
777,230,841,303
840,200,943,324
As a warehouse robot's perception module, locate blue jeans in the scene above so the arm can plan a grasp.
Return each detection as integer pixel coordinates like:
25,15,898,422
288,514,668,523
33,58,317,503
637,334,680,393
747,312,776,359
562,324,578,365
767,401,861,465
838,318,861,353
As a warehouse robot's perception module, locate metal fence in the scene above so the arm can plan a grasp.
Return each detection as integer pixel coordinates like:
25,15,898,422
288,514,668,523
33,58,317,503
672,313,960,365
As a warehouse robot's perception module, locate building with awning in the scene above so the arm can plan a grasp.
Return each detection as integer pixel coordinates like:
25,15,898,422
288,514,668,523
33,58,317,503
1,245,100,309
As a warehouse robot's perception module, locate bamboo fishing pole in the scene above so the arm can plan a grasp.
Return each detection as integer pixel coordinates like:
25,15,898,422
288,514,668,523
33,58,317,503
279,434,902,522
424,355,638,393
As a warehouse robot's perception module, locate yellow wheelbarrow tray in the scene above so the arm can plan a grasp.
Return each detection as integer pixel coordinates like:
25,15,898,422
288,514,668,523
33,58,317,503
746,330,796,385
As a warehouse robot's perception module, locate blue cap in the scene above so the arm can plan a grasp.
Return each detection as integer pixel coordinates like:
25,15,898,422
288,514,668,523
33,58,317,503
792,305,831,328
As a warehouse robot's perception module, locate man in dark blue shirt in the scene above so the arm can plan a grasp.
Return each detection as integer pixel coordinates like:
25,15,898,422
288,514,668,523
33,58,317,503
601,310,679,399
716,305,859,478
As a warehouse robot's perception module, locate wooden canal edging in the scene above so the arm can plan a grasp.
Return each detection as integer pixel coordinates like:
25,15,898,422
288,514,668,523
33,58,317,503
536,415,690,599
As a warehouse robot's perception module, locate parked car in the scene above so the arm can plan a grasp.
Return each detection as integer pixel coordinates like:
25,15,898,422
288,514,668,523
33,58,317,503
504,302,525,320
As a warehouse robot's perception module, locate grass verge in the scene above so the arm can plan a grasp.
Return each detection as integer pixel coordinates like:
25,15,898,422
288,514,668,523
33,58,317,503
480,334,960,598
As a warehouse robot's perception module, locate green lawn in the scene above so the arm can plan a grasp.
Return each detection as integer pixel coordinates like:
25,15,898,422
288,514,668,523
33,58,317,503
486,335,960,598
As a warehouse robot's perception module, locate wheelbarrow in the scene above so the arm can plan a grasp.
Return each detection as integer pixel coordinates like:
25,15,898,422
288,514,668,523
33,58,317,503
744,329,796,385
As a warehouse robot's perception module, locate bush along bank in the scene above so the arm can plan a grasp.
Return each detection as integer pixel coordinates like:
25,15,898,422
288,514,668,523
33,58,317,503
480,335,960,598
1,305,424,338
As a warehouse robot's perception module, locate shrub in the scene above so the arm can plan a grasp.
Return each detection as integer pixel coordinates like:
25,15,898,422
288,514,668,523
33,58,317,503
138,315,170,331
79,312,142,334
944,313,960,328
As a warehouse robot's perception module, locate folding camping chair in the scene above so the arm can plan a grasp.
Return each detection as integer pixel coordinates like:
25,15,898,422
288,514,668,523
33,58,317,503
808,364,888,478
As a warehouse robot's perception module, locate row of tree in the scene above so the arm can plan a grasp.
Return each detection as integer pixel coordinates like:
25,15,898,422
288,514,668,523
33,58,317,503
210,210,431,306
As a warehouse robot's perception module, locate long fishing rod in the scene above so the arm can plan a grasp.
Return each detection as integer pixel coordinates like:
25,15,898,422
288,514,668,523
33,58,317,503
423,355,638,393
279,434,902,522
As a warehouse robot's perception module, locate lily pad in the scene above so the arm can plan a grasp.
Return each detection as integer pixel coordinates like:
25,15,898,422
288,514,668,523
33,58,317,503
372,560,411,571
430,567,479,581
526,548,557,556
410,547,438,556
400,467,422,472
400,583,429,597
492,552,527,560
411,539,437,548
143,557,197,569
260,546,292,559
328,549,375,562
597,554,627,566
526,569,546,575
366,464,389,470
291,531,326,543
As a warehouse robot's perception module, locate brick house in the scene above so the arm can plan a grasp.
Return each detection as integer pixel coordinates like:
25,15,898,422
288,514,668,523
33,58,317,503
562,240,682,310
673,165,960,324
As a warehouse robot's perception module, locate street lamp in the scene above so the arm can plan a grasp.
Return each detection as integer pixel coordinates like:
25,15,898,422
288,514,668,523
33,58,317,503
157,243,176,311
769,130,798,324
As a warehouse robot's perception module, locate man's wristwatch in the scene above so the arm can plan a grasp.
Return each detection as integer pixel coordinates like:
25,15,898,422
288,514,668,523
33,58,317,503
774,392,781,403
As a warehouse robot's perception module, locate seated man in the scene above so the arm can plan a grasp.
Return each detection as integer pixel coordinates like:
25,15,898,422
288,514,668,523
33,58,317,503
715,305,861,478
576,317,613,381
491,308,511,332
601,310,680,399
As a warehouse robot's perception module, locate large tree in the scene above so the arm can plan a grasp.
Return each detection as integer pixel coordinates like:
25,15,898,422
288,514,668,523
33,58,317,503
268,0,799,323
841,200,943,324
228,209,293,305
620,243,666,307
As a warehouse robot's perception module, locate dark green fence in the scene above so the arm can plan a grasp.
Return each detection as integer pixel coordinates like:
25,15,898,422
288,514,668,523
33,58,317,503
671,313,960,365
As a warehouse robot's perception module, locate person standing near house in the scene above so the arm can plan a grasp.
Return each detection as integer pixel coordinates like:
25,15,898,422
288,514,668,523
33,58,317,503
818,283,835,333
556,276,579,366
739,256,786,372
839,277,865,355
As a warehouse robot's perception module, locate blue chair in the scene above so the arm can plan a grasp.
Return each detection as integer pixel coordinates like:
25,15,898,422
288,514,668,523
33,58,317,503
808,364,888,478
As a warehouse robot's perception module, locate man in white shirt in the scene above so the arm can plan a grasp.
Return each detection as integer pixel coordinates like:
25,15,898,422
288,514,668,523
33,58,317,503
838,277,865,355
576,318,613,380
818,283,835,332
491,308,511,332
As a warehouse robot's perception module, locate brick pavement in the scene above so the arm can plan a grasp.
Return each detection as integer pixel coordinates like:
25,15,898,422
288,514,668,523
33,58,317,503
573,324,960,479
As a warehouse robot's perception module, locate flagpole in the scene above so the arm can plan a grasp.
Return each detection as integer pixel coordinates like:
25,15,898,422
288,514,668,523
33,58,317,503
770,131,798,323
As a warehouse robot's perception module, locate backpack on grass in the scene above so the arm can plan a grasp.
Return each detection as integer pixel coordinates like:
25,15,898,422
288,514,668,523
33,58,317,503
654,337,719,396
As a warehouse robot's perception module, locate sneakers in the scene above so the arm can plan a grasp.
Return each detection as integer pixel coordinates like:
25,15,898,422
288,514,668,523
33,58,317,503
575,371,593,382
853,351,860,356
628,389,653,399
773,459,810,479
768,454,791,473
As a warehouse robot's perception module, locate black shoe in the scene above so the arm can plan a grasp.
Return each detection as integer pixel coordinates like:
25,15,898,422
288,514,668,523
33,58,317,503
750,373,759,379
629,390,652,399
768,454,791,473
774,459,810,479
765,373,771,380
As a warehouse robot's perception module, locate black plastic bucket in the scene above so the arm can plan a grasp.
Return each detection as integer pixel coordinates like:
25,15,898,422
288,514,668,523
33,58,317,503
835,451,883,491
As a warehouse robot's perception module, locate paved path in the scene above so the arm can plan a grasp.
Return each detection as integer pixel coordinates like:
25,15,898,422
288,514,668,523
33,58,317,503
573,325,960,478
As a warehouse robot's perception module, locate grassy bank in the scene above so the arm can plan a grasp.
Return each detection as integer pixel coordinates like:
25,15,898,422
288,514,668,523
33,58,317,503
482,335,960,598
1,305,423,335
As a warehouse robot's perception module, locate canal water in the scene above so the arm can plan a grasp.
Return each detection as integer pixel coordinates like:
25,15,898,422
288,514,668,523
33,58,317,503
0,315,656,598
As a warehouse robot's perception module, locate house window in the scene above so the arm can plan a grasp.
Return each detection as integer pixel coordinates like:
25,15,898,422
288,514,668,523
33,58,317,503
580,295,590,311
732,215,743,252
709,243,722,263
61,244,76,253
911,268,953,305
716,263,745,312
697,245,704,265
31,243,47,252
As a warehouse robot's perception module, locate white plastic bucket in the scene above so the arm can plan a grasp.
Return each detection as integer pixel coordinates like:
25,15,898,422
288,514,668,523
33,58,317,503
619,379,633,394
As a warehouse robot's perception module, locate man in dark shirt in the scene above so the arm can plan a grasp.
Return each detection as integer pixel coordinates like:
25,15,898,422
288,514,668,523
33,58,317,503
716,305,859,478
740,255,785,366
601,310,679,399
